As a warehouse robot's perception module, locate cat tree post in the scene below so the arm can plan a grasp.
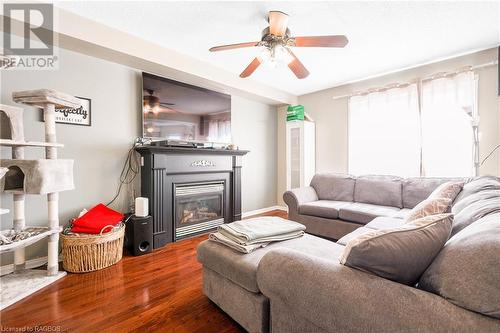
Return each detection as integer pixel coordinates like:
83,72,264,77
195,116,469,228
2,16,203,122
43,103,59,276
12,147,25,271
44,104,57,159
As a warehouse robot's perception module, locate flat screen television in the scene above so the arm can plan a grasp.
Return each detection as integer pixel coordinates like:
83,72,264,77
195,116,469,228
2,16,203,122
142,72,232,144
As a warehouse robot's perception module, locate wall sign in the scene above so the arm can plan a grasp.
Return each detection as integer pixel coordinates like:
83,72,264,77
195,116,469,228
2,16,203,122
42,96,91,126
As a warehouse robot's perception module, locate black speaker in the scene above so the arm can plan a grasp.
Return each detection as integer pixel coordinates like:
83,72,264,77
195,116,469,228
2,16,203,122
125,215,153,256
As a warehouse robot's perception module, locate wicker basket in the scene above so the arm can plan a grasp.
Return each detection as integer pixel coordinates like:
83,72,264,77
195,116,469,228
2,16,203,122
61,223,125,273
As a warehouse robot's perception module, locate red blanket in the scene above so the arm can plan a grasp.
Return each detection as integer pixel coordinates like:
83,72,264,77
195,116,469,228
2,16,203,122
71,204,124,234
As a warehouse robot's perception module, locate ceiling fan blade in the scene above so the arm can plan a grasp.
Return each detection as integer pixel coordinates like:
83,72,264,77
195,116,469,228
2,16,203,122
160,102,175,106
240,57,262,78
209,42,259,52
293,35,348,47
269,11,289,37
287,50,309,79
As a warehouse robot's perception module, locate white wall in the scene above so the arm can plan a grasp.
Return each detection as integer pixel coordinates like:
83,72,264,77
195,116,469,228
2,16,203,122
276,105,287,206
1,47,278,263
232,96,277,212
277,48,500,202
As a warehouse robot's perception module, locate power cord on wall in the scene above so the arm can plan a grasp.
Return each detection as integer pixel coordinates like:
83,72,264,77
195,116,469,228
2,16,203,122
106,139,142,207
480,144,500,166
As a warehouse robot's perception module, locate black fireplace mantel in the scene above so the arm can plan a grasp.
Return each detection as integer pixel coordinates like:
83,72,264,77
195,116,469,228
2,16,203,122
136,145,248,249
136,145,249,156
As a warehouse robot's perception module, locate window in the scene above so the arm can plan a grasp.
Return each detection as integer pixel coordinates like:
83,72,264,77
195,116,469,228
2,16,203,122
207,119,231,143
349,84,421,177
421,72,477,177
348,71,477,177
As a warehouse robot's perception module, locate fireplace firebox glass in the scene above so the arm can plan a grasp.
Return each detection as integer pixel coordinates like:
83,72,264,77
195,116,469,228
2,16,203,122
174,182,225,239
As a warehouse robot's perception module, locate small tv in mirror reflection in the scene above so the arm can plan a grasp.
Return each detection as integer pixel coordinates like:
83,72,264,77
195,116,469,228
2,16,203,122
142,72,231,143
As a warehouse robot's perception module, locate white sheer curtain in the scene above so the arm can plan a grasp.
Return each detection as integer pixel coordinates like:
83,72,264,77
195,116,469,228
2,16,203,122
207,119,231,143
421,72,476,177
348,84,421,177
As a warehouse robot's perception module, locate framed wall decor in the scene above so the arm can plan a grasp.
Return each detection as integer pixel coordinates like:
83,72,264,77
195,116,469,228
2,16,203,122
41,96,91,126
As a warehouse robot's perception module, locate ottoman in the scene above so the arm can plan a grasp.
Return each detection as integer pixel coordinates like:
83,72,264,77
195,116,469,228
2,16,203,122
197,233,343,333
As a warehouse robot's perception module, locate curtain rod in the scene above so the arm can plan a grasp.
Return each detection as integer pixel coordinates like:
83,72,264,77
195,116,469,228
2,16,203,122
332,60,498,100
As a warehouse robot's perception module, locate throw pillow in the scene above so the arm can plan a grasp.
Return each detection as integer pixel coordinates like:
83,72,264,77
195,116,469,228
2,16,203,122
339,213,453,285
428,181,464,202
405,198,451,223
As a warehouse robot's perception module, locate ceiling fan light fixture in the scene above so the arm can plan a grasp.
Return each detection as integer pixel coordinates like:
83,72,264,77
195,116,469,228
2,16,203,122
143,103,160,115
143,94,161,115
260,44,293,68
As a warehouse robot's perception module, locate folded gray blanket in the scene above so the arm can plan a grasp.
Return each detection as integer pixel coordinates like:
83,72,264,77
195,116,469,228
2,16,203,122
218,216,306,244
209,232,268,253
210,217,306,253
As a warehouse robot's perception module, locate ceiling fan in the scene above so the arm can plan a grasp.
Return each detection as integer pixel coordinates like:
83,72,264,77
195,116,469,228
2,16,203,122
209,11,348,79
143,89,175,115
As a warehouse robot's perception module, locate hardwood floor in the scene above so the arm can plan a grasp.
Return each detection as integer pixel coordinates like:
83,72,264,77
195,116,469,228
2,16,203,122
0,210,288,333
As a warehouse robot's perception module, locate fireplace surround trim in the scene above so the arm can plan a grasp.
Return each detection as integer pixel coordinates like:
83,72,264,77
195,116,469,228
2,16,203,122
136,146,248,249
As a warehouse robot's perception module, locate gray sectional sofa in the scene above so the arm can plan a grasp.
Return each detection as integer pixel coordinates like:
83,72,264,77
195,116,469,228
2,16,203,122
284,174,462,240
197,175,500,333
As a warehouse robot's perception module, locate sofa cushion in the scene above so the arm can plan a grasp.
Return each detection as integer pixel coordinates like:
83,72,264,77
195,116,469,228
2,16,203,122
451,197,500,236
354,175,403,208
405,198,451,223
338,202,401,225
310,173,356,201
454,176,500,203
428,181,464,202
299,200,351,219
452,189,500,215
391,208,411,219
340,214,453,285
419,213,500,319
402,177,451,208
365,217,405,230
197,234,343,293
336,227,375,246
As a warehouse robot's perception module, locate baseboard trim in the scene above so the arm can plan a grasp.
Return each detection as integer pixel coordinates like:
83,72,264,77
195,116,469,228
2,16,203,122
242,205,288,218
0,256,59,276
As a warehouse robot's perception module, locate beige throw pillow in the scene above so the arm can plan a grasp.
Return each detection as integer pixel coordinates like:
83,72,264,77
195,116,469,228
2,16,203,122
339,213,453,285
429,181,464,202
405,198,451,223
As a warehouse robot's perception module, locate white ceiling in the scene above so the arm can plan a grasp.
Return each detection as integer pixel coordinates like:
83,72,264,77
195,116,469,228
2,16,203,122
55,1,500,96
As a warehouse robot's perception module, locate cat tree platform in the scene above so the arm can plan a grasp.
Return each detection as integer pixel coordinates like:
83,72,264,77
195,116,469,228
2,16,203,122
1,270,66,310
0,226,63,253
12,89,80,109
0,139,63,148
0,159,74,194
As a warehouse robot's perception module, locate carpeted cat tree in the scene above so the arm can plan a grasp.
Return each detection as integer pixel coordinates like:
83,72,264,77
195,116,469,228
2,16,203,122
0,89,80,310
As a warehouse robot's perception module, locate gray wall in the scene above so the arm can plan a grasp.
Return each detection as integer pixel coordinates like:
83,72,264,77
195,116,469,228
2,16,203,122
0,47,278,263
